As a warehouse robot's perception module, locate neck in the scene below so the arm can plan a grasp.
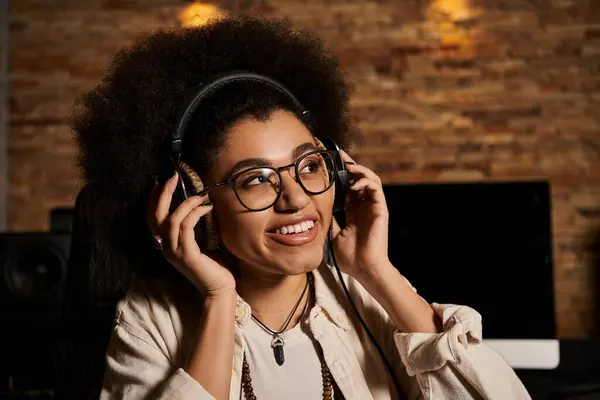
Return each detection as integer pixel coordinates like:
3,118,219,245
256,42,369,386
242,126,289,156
236,267,311,332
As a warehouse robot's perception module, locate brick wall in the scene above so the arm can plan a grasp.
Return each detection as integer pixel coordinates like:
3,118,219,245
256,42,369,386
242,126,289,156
9,0,600,337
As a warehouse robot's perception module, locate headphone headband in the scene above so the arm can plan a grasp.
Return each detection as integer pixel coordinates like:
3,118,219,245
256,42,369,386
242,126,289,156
172,71,311,156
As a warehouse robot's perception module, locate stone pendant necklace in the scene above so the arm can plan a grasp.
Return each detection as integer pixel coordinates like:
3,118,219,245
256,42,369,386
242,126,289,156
243,274,343,400
250,273,310,366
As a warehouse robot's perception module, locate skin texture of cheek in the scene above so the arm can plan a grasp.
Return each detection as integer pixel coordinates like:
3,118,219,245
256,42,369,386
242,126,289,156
214,190,334,277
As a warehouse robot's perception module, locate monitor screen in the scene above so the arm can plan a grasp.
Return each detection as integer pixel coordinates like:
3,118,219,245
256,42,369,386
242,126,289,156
383,180,556,340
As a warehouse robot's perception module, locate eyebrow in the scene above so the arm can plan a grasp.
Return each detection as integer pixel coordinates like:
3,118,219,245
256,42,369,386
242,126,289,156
225,141,318,178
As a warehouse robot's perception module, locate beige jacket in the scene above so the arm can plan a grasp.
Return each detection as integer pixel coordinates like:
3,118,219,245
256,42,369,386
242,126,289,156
100,264,531,399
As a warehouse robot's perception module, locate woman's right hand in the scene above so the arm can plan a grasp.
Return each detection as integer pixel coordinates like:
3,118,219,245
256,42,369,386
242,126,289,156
147,173,236,298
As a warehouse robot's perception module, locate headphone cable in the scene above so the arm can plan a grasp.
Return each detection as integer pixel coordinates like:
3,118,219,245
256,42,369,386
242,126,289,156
327,229,404,399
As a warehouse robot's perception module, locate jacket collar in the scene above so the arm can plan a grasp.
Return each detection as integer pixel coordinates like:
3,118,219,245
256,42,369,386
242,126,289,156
234,263,351,331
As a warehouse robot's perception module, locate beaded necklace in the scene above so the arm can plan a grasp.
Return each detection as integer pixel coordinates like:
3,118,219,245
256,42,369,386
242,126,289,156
241,273,344,400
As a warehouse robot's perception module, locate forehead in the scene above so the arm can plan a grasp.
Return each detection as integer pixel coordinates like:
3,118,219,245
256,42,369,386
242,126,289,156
216,110,314,166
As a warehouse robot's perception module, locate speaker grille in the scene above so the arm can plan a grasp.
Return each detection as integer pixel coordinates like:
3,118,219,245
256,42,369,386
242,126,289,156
1,233,71,309
5,242,66,301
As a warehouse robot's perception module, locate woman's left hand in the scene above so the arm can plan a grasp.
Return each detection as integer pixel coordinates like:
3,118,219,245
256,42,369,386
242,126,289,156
331,149,391,280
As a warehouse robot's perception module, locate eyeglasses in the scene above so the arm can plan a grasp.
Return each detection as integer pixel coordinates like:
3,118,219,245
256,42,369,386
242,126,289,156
197,150,337,211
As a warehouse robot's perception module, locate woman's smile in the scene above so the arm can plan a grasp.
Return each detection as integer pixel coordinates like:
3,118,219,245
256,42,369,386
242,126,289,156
265,219,320,246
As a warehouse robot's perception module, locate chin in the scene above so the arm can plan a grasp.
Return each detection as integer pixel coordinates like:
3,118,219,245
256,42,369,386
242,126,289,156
271,249,324,276
259,222,328,271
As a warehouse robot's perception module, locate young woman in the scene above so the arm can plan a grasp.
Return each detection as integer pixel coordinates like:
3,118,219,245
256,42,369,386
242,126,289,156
73,16,531,400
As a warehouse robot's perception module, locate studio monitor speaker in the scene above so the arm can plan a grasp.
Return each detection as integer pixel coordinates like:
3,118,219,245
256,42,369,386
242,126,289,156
0,232,71,392
0,233,70,322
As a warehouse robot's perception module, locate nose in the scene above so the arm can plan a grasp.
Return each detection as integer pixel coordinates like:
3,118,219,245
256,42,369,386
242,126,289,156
273,167,310,212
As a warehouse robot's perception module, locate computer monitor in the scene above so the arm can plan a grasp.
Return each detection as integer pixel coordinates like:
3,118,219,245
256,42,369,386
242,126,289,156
383,180,560,369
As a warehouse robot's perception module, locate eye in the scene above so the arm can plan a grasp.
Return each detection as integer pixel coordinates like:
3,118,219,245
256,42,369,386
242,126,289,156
242,174,268,188
300,160,320,174
238,168,279,190
299,152,327,175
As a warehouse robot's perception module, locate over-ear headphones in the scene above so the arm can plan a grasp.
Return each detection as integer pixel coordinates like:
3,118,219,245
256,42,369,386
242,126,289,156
162,70,352,250
161,71,403,398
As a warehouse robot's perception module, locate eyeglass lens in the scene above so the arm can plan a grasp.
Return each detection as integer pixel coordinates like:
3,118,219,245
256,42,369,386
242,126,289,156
232,151,335,211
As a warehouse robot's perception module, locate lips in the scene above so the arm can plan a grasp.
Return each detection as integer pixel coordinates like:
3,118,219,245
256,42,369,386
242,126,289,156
266,220,320,246
276,220,315,235
267,215,318,233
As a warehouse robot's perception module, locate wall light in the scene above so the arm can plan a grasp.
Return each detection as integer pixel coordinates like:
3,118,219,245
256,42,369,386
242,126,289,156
179,2,225,28
430,0,474,22
426,0,479,47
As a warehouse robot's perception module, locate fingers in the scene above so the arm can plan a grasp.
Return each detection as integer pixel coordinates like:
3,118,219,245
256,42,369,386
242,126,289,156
166,195,208,253
340,150,382,189
153,173,180,230
148,172,213,255
349,177,377,195
338,149,387,207
346,157,382,186
179,202,214,254
339,149,358,168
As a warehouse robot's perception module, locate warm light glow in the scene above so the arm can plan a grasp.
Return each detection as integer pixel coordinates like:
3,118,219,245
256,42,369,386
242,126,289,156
431,0,473,21
179,3,225,28
426,0,479,47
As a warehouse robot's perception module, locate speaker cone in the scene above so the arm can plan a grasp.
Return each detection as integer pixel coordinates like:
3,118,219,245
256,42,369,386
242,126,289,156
5,242,66,303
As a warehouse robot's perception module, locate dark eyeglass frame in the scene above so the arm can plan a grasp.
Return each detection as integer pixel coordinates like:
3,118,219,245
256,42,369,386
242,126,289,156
196,149,338,212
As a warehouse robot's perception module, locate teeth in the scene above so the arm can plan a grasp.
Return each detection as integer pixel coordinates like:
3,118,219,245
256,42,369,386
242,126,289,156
275,220,314,235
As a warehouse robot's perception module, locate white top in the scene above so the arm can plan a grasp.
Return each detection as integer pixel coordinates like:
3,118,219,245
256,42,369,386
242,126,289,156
242,313,327,399
100,264,532,399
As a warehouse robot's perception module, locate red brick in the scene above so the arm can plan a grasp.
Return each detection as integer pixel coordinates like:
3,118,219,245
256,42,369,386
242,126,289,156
8,0,600,338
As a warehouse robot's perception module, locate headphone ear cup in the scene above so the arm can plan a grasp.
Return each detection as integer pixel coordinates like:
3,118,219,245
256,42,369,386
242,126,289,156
178,162,219,251
334,169,350,212
192,212,219,252
176,169,193,200
203,209,219,251
316,136,353,213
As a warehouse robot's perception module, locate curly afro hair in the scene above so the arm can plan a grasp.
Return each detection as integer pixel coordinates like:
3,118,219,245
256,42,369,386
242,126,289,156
72,16,354,301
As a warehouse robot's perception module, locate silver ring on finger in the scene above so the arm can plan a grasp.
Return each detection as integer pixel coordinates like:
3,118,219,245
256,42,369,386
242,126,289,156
152,235,163,251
